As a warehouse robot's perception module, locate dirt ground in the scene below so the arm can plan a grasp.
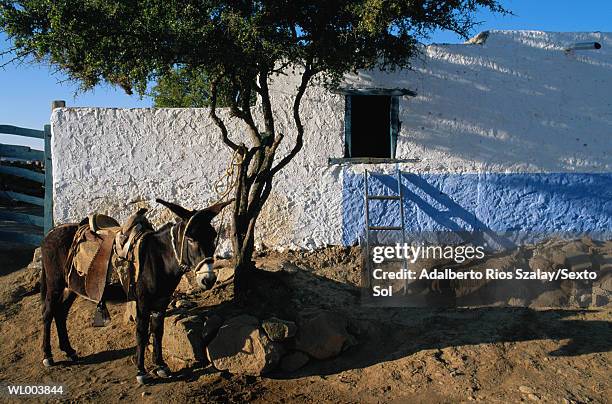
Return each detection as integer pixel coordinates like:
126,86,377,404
0,245,610,403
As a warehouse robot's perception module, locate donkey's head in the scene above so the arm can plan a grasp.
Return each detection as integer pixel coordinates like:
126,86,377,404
156,198,233,290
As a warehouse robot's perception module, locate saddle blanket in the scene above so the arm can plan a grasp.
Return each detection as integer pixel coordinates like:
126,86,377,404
66,215,151,303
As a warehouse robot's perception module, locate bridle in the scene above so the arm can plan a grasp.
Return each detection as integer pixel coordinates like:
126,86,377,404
170,212,215,277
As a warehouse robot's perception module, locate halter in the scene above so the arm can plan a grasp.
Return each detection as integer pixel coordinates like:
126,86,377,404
170,212,215,276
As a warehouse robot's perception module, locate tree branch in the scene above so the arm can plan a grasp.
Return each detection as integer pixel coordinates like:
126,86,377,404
258,70,275,136
227,77,262,146
270,67,315,176
209,79,239,151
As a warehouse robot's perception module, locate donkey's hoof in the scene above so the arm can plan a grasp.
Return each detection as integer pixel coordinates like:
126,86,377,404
136,374,149,385
42,358,54,367
155,366,171,378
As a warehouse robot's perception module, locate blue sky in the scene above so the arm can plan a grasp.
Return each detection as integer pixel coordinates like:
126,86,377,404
1,0,611,150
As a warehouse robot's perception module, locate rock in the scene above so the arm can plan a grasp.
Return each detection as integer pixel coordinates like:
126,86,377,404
163,315,205,366
124,301,137,324
202,314,224,346
550,251,567,268
597,254,612,272
590,272,611,307
564,252,592,272
559,278,589,297
561,240,589,254
175,299,195,309
507,297,527,307
295,309,350,360
576,291,592,307
280,262,300,274
594,272,612,291
176,275,195,294
206,315,282,376
29,247,42,269
592,293,609,307
530,290,568,308
529,255,551,272
216,266,234,283
262,317,297,341
527,393,540,401
519,385,534,394
280,351,309,372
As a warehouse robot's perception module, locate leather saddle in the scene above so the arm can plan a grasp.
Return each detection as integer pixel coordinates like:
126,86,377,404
66,208,153,304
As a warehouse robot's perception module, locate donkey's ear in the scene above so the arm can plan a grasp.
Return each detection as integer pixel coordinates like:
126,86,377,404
155,199,194,219
202,198,234,218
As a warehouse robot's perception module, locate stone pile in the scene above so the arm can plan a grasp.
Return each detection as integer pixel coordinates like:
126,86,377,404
451,237,612,308
126,306,356,376
526,237,611,308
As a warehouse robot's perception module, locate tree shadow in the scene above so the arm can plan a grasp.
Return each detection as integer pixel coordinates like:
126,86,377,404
234,269,612,380
146,365,217,385
74,346,136,366
112,264,611,386
276,308,611,380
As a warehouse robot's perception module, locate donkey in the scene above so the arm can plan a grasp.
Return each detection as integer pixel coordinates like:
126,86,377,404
40,198,233,383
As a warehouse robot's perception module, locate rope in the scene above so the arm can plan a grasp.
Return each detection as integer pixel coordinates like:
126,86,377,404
167,149,242,271
210,149,242,252
212,149,242,204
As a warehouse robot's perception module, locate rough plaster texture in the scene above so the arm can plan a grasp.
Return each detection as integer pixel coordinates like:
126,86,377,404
52,31,612,252
52,99,345,255
342,172,612,248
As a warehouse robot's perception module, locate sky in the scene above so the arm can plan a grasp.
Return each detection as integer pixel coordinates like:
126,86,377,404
1,0,611,150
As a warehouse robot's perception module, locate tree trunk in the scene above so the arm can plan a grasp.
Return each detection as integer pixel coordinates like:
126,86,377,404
232,214,256,298
209,67,315,302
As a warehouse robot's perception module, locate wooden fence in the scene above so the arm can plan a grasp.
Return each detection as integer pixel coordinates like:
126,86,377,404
0,124,52,246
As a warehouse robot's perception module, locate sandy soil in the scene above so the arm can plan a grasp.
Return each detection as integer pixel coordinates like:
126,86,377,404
0,245,610,403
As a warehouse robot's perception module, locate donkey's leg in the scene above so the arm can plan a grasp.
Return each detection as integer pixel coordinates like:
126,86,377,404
150,309,170,377
135,302,151,384
42,288,65,366
41,296,55,367
55,290,78,361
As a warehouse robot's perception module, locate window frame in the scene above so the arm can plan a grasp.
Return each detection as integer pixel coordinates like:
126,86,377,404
339,87,414,161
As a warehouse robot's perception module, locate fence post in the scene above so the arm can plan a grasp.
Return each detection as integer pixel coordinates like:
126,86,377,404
43,124,53,234
44,100,64,233
51,100,66,110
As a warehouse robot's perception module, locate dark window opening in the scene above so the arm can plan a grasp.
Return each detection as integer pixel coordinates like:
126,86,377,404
344,95,399,158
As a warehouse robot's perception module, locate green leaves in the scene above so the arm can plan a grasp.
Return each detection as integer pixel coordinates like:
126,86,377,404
151,66,247,108
1,0,506,97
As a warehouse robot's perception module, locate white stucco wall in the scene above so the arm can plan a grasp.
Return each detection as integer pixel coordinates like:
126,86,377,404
51,89,346,254
269,30,611,174
51,30,612,252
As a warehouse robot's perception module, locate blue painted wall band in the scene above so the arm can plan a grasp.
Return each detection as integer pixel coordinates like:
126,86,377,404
343,171,612,247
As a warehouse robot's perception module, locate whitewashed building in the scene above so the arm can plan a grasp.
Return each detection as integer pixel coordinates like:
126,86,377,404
51,31,612,254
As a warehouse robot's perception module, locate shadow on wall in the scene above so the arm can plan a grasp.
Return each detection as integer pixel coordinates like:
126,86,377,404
348,31,612,171
342,171,612,248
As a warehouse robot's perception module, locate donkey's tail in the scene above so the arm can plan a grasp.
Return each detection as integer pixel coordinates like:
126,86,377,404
39,262,46,302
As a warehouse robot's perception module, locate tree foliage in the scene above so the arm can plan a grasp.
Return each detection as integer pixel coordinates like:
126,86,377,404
151,66,254,108
151,67,213,108
1,1,506,95
1,0,507,297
